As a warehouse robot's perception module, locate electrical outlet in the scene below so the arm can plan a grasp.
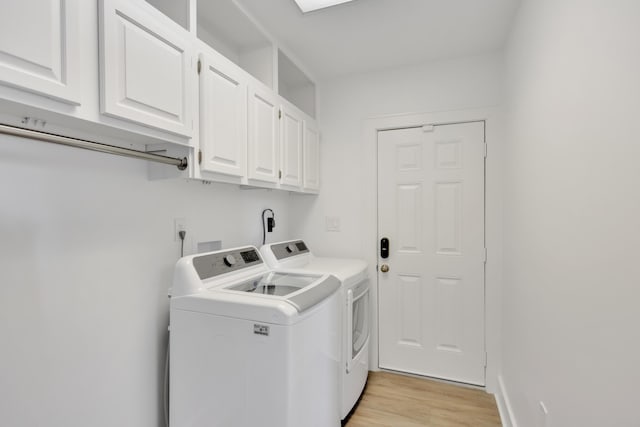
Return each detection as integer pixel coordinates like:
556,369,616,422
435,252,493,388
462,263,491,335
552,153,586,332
174,218,187,241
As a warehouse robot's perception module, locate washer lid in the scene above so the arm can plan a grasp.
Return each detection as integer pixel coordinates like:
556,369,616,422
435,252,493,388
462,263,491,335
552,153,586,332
222,271,340,312
226,271,316,295
171,271,340,323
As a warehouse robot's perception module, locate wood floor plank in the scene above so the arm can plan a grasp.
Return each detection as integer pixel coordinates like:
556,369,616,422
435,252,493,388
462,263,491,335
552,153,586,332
344,371,502,427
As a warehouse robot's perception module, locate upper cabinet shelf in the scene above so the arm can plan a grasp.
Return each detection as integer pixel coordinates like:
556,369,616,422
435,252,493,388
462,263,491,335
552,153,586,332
143,0,191,31
278,50,316,119
197,0,275,91
145,0,316,118
145,0,274,91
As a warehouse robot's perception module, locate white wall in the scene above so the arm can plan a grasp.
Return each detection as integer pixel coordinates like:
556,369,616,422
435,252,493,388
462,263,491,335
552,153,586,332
501,1,640,426
0,135,290,427
289,53,505,386
290,53,504,256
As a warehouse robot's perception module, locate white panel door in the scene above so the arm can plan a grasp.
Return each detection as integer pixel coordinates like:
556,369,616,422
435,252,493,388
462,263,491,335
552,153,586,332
99,0,193,137
377,122,486,385
199,53,247,177
247,84,279,183
280,106,303,189
303,121,320,192
0,0,80,104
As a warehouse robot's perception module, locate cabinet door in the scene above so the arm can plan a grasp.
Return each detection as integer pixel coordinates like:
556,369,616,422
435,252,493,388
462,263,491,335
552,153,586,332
99,0,193,137
0,0,80,104
247,84,280,183
280,106,303,189
199,53,247,177
303,121,320,192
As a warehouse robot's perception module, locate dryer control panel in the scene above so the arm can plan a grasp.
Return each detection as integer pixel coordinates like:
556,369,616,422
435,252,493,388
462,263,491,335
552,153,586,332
270,240,310,260
193,247,262,280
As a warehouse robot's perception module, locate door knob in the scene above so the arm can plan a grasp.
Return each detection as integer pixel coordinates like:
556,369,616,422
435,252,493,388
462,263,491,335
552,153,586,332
380,264,389,273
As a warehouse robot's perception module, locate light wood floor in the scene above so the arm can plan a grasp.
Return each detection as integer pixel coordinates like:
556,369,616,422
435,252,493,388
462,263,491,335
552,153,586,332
343,371,502,427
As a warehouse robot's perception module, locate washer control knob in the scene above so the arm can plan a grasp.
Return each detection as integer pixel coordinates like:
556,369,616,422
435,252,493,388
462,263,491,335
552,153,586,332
286,244,296,253
223,254,237,267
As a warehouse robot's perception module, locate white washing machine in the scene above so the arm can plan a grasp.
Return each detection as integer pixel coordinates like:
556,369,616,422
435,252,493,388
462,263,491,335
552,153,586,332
260,240,370,420
169,246,341,427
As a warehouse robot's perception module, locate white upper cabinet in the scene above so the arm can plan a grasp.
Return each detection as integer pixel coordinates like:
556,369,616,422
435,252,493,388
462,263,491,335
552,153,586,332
0,0,320,193
280,105,303,189
99,0,194,138
303,121,320,192
0,0,80,105
247,82,280,184
199,51,247,178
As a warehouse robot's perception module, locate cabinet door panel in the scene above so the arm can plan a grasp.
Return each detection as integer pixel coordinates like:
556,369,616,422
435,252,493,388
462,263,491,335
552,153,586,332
303,122,320,192
280,106,303,189
248,85,279,183
99,0,193,137
200,54,247,177
122,23,183,118
0,0,80,104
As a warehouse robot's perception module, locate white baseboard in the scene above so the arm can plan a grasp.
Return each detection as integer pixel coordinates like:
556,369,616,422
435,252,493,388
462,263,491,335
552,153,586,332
495,375,518,427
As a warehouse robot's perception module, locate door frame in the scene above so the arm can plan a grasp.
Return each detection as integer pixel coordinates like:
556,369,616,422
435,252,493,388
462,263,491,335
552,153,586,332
362,108,503,393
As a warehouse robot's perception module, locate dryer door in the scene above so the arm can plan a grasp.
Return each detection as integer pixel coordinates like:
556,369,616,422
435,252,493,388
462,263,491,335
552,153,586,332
347,282,370,373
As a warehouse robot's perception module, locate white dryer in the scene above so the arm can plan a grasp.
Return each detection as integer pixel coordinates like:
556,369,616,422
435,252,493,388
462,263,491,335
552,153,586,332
170,246,341,427
260,240,370,420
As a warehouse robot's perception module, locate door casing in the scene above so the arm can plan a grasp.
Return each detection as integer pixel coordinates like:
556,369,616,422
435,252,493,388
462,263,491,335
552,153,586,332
361,108,503,393
377,122,486,385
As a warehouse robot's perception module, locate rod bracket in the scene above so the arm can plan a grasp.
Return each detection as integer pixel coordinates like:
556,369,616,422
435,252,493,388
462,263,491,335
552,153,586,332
178,157,188,171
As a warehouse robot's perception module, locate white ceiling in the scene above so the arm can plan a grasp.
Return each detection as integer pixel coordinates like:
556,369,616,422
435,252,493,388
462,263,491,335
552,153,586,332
235,0,521,81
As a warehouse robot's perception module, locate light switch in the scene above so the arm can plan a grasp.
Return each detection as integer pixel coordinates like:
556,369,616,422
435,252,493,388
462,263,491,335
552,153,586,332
325,216,341,232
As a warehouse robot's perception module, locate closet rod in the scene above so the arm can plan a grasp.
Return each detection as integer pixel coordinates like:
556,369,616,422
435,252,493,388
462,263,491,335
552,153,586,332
0,123,188,170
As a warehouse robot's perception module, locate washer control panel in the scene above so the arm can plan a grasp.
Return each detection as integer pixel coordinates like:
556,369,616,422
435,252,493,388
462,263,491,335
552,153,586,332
270,240,310,260
193,247,262,280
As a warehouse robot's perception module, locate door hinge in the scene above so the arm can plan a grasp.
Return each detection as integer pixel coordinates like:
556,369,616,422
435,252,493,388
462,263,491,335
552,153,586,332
198,149,202,165
278,109,282,119
484,352,488,368
484,142,488,158
197,59,202,75
278,170,282,179
483,248,488,264
422,125,435,132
